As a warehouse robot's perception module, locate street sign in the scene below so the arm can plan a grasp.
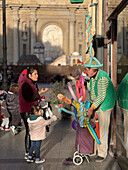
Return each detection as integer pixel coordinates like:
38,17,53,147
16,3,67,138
70,0,84,3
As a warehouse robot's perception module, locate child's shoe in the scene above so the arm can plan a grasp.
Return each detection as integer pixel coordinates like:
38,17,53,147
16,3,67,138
24,152,29,160
35,158,45,163
27,156,34,163
10,126,18,135
4,127,10,131
0,126,4,130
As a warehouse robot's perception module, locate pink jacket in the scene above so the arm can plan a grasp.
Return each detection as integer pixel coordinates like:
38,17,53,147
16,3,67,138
27,116,57,140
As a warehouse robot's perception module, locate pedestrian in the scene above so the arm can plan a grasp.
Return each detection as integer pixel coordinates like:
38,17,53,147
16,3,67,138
7,66,13,86
117,73,128,157
0,71,3,89
27,105,57,163
0,90,10,131
6,83,21,135
83,58,116,162
18,67,48,159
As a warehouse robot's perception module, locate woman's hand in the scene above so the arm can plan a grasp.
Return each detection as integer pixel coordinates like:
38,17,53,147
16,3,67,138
39,88,48,95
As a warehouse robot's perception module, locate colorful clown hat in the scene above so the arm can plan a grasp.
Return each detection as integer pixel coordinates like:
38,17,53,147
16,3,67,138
83,57,103,68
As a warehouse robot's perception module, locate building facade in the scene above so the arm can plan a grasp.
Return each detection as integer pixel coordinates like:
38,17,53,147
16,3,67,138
0,0,92,65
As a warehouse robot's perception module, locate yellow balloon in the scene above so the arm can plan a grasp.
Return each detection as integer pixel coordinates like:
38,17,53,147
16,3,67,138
87,124,96,141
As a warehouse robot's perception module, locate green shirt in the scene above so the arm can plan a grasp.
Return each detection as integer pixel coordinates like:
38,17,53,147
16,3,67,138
117,73,128,110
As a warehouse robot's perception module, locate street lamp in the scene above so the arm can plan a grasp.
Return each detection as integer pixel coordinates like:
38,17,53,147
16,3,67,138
1,0,8,91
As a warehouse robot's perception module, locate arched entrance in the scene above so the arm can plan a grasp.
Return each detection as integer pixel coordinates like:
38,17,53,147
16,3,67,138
43,25,63,60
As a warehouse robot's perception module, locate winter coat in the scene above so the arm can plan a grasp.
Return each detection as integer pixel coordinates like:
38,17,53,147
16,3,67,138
27,115,57,140
6,91,19,115
18,75,39,113
0,100,10,118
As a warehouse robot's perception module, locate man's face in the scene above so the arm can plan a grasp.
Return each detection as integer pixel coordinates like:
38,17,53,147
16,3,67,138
85,68,96,78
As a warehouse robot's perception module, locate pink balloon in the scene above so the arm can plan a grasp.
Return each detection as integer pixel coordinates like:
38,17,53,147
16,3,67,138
76,80,86,102
67,82,77,103
79,75,84,96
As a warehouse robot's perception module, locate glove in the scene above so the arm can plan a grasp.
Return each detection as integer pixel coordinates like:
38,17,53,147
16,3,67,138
52,115,57,121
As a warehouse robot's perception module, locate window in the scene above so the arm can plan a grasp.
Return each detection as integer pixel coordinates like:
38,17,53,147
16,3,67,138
23,44,26,55
79,44,82,55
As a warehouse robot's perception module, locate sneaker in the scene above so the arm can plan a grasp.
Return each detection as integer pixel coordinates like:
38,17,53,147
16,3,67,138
10,126,17,135
0,126,4,130
24,152,29,160
35,158,45,164
27,156,34,163
4,127,10,131
62,157,74,165
95,156,105,162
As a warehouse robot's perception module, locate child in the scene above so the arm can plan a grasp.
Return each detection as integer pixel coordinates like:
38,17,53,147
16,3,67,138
6,84,21,135
27,105,57,163
0,90,10,131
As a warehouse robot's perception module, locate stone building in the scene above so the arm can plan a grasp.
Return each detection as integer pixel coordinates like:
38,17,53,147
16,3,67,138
0,0,91,65
0,0,128,70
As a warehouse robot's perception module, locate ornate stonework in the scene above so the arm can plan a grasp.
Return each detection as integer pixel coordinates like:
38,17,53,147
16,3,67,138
43,25,63,59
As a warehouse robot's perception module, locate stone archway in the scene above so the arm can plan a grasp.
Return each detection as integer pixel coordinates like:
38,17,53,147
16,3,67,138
42,25,63,60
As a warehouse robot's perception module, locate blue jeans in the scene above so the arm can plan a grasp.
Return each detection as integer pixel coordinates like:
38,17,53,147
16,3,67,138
29,140,42,159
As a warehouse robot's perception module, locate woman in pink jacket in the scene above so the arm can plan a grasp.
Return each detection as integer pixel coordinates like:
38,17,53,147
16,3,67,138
27,105,57,163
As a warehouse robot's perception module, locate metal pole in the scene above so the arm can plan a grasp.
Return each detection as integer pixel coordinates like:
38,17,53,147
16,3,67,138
95,5,97,35
2,0,8,91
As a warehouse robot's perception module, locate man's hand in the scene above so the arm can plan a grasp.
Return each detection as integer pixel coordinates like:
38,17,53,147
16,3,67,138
86,106,94,116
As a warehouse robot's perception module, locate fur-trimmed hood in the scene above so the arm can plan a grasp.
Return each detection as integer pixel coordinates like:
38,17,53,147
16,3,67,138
27,116,42,123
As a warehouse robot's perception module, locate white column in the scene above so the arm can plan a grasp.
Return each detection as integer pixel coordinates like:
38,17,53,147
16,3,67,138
29,9,37,54
12,8,19,65
69,18,76,55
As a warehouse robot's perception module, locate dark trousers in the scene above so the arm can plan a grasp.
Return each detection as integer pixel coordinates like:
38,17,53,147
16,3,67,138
11,114,21,128
20,112,31,153
29,140,42,159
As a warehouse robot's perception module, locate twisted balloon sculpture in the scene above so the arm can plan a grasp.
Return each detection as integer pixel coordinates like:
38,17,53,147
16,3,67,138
84,13,103,68
85,13,94,58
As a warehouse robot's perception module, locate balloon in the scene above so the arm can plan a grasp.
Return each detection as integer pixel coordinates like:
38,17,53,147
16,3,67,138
72,120,77,130
55,104,75,116
79,115,85,128
85,13,94,58
79,97,84,127
57,94,72,105
79,75,84,96
88,123,101,144
85,101,91,110
76,80,86,102
67,82,77,103
71,98,79,122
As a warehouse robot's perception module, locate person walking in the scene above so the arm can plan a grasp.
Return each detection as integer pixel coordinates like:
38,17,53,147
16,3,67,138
27,105,57,163
0,91,10,131
18,67,48,159
6,83,21,135
83,58,116,162
117,73,128,157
